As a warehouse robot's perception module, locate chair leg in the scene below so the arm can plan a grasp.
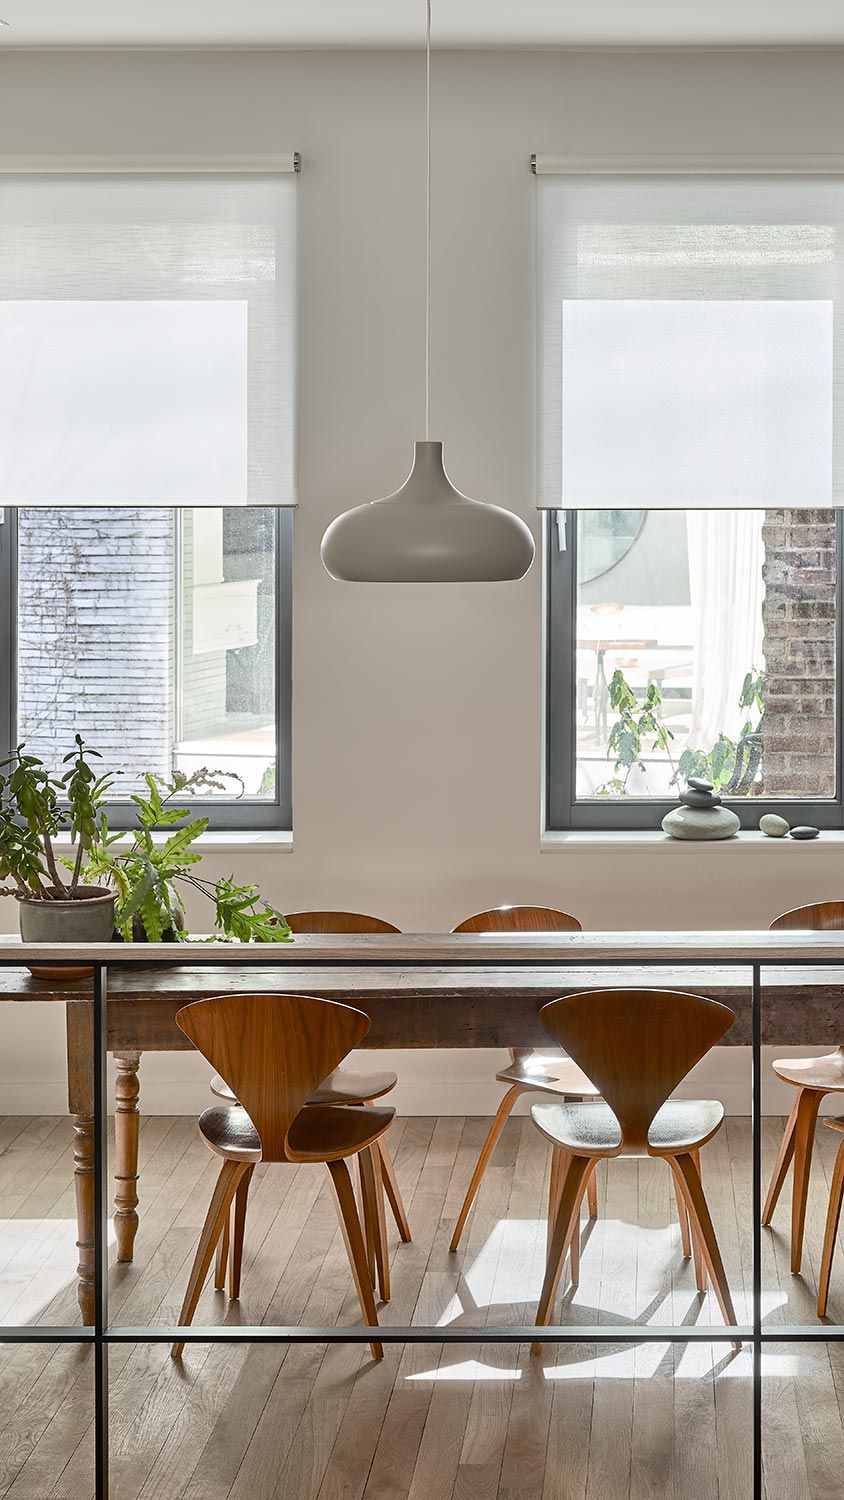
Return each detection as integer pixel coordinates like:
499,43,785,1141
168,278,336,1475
673,1170,692,1259
791,1088,824,1275
532,1154,594,1356
818,1136,844,1317
688,1149,707,1291
359,1145,390,1302
586,1171,598,1220
363,1101,412,1243
669,1154,706,1293
671,1152,737,1340
762,1089,801,1226
547,1146,562,1260
171,1159,246,1359
229,1164,254,1301
547,1146,581,1284
358,1152,377,1288
377,1137,412,1243
214,1211,230,1291
449,1084,524,1252
327,1158,383,1360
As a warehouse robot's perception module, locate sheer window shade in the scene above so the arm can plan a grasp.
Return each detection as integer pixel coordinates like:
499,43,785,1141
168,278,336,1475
0,170,296,506
536,171,842,509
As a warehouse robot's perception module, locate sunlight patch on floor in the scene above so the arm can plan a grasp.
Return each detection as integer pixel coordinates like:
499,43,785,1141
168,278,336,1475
407,1359,522,1383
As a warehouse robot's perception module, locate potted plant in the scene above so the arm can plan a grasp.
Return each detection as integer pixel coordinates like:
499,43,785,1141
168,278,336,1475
0,738,292,976
77,767,292,945
0,736,116,977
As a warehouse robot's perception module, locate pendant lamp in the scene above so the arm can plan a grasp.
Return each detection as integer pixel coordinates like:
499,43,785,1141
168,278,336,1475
320,0,535,583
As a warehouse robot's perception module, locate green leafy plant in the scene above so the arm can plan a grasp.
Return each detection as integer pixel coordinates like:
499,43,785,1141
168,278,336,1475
0,740,291,945
672,668,766,796
75,767,292,944
0,735,112,899
596,671,676,796
596,665,767,798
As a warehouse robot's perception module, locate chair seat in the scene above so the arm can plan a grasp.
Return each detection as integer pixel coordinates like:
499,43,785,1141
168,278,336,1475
199,1101,395,1164
772,1049,844,1092
210,1064,398,1107
496,1052,600,1096
531,1097,725,1157
311,1066,398,1105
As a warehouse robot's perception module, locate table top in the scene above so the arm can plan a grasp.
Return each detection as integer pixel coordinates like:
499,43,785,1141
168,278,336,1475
3,930,844,968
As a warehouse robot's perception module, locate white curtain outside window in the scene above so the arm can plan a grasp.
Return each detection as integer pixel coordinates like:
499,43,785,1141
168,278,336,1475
684,509,765,751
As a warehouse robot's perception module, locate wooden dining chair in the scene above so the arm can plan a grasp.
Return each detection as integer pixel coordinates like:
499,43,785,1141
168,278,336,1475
763,901,844,1275
529,988,738,1353
211,911,410,1301
174,992,393,1360
448,906,601,1255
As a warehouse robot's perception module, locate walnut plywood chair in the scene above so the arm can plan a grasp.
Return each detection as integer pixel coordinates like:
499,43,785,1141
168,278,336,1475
448,906,601,1254
211,911,410,1300
175,992,393,1360
530,988,737,1353
763,901,844,1275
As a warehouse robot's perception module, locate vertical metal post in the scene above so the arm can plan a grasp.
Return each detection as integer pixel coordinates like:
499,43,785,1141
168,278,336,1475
752,962,762,1500
94,961,109,1498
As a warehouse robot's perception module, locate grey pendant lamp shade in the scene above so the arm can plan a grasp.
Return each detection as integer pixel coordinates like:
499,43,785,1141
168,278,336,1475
321,441,535,582
320,1,535,584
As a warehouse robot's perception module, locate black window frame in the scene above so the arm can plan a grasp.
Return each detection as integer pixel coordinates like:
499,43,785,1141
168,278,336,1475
546,508,844,831
0,506,293,833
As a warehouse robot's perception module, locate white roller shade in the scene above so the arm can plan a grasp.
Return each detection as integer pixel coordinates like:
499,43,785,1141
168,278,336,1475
0,167,296,507
536,169,842,509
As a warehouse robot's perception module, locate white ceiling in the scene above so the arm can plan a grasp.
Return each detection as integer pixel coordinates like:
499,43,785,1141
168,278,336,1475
3,0,844,50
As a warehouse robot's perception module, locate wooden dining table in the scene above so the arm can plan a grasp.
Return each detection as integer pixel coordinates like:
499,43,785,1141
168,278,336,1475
2,929,843,1324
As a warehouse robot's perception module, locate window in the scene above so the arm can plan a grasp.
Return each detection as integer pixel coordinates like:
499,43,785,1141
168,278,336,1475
539,165,844,829
547,507,840,829
0,506,292,828
0,162,296,828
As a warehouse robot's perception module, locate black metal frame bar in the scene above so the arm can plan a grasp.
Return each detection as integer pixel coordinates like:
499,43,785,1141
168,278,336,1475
546,509,844,831
2,949,842,1499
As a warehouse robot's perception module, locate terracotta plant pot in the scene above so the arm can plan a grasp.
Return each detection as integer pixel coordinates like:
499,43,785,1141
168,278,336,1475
18,885,116,980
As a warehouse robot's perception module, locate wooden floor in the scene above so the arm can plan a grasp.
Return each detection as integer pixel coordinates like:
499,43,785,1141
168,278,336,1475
1,1111,844,1497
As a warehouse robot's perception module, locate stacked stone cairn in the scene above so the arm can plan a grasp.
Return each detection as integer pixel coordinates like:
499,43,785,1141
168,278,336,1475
661,777,740,841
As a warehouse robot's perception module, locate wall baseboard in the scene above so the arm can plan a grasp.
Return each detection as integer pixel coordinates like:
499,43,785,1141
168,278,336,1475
0,1050,829,1119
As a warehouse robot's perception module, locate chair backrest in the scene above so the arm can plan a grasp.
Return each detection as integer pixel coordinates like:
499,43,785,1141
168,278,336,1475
285,911,401,934
453,905,582,934
176,993,371,1162
771,901,844,931
539,989,735,1154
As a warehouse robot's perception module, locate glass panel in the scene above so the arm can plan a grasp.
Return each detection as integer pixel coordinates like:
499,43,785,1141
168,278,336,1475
0,975,92,1329
764,1343,844,1493
0,1341,93,1493
573,507,836,801
15,505,277,799
111,1339,748,1498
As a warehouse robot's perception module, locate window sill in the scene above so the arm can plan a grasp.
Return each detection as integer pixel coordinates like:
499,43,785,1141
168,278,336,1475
542,829,844,847
52,829,294,851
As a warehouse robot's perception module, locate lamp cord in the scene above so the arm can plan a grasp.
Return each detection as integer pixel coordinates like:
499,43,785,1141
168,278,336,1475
425,0,431,440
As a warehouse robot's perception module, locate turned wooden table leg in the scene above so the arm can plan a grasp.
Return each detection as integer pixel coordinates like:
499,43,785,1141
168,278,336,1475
67,1002,96,1326
114,1051,141,1262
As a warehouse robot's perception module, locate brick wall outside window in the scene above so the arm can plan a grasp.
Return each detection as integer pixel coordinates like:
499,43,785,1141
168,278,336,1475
761,508,836,798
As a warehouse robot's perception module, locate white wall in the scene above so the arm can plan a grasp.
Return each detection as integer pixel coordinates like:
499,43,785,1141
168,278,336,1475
1,48,843,1114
